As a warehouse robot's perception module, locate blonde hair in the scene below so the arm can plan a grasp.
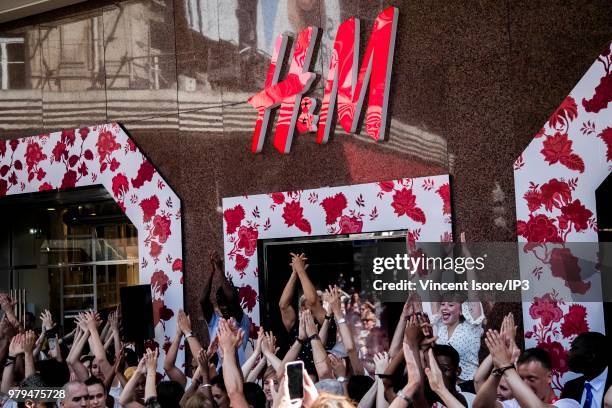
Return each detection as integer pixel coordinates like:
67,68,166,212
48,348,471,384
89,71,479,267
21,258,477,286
310,393,356,408
184,393,213,408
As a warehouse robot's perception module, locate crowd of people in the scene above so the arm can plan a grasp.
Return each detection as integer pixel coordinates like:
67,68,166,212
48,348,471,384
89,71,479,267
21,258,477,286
0,249,610,408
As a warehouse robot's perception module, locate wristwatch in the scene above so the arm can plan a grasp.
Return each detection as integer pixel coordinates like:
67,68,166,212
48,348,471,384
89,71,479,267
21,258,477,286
492,364,515,377
396,390,413,404
308,333,321,342
184,332,193,338
336,376,346,383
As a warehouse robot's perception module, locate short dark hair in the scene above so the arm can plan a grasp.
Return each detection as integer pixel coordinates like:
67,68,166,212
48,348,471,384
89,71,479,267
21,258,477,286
572,332,608,361
517,348,552,371
243,382,266,408
84,376,105,388
210,375,226,391
156,381,184,408
433,344,460,369
348,375,375,401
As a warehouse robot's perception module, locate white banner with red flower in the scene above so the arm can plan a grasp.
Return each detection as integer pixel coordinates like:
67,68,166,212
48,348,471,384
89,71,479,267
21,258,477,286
514,42,612,388
0,123,184,375
222,175,452,327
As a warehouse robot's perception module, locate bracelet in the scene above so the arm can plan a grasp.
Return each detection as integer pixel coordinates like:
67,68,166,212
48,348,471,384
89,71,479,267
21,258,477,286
336,318,346,325
184,332,194,339
6,356,16,361
202,383,212,388
324,314,333,321
396,390,413,404
308,334,320,342
492,364,515,377
297,337,308,346
375,373,392,379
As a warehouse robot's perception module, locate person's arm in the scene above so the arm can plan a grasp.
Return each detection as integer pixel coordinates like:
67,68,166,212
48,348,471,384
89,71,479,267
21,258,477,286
278,270,298,332
84,311,114,382
179,365,201,407
246,356,267,382
200,251,218,322
218,318,249,408
177,309,203,358
291,253,326,324
389,301,411,358
474,354,494,392
328,285,363,374
0,317,18,363
358,377,379,408
388,342,423,408
424,348,465,408
66,323,91,382
197,348,214,401
261,332,283,374
119,357,146,407
372,352,390,408
1,334,22,393
304,309,333,380
241,327,264,378
104,348,124,391
23,330,36,378
318,314,331,346
382,350,405,402
144,348,158,402
163,322,187,387
473,330,510,408
0,294,21,331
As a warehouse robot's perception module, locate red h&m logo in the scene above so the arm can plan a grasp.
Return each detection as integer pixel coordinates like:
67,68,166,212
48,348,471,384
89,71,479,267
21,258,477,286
248,7,399,154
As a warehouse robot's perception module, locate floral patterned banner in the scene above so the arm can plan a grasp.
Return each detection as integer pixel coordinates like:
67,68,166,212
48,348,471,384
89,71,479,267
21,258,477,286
222,175,452,327
0,123,184,375
514,42,612,388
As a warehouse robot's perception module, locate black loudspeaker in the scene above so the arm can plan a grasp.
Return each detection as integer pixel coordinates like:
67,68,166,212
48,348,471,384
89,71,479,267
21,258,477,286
120,285,154,344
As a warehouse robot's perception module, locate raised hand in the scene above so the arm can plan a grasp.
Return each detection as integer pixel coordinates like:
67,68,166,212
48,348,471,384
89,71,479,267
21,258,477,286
373,351,390,374
108,310,120,331
177,309,192,334
40,309,54,332
84,310,100,331
298,311,306,340
254,327,265,354
218,318,243,354
145,348,159,373
424,348,446,393
261,332,277,355
328,354,347,377
327,286,342,317
0,293,16,311
403,315,421,347
8,333,25,357
302,369,319,407
303,310,317,337
207,335,219,358
75,313,88,331
271,375,301,408
136,354,148,375
485,329,514,368
289,253,308,273
23,330,36,354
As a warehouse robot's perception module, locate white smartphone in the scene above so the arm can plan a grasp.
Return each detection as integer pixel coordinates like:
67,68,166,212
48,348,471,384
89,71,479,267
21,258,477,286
285,361,304,400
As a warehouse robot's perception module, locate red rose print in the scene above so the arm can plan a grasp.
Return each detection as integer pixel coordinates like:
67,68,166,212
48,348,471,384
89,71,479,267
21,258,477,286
238,285,258,312
140,195,160,223
271,192,285,204
234,254,249,272
52,142,68,162
237,226,258,256
0,179,7,196
172,258,182,272
295,218,312,234
559,200,592,232
0,141,6,157
529,293,563,326
548,96,577,129
598,127,612,162
127,139,137,152
163,340,172,355
224,205,245,234
150,241,162,257
540,133,584,173
152,215,172,244
283,201,306,227
249,323,260,340
112,173,129,198
37,168,46,181
338,215,363,234
391,188,426,223
131,160,155,188
537,340,569,374
25,142,47,171
152,299,174,326
320,193,347,225
378,181,395,192
96,130,121,163
524,190,542,212
582,71,612,113
560,304,589,338
436,183,451,215
549,247,590,294
151,270,170,295
9,140,18,151
539,178,571,211
61,129,76,146
517,214,562,243
60,170,77,189
79,127,89,140
38,182,53,192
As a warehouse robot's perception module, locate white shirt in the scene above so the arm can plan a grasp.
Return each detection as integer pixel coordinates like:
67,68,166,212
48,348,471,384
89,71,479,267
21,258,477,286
502,398,581,408
580,367,608,408
433,302,484,381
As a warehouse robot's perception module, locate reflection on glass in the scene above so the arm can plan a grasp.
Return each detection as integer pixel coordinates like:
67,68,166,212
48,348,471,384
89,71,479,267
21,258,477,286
0,36,25,90
0,187,139,329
